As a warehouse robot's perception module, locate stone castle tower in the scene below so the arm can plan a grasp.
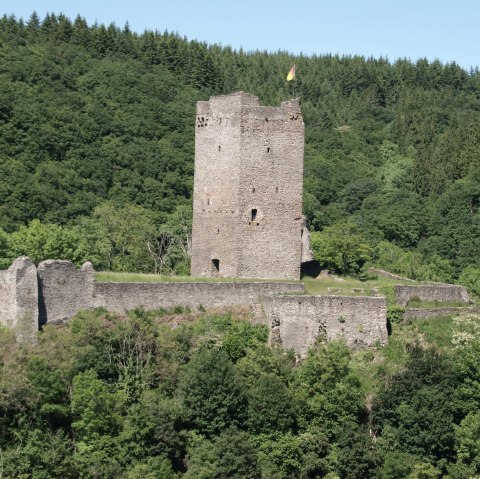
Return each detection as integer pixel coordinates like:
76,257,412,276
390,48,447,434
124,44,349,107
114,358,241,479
190,92,304,280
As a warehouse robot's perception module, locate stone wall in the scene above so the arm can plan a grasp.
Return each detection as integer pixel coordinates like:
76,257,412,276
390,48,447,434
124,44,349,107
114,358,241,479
0,257,38,342
33,259,304,323
395,284,470,307
191,92,304,280
404,306,480,320
368,268,417,282
38,260,95,325
0,269,13,328
94,281,305,312
261,294,388,358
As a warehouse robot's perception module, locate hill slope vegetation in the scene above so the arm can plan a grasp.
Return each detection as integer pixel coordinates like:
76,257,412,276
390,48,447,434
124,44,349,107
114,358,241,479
0,13,479,290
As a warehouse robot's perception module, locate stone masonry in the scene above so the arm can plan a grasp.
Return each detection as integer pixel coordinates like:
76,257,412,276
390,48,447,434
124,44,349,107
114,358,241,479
395,284,470,307
191,92,305,280
0,257,398,355
260,294,388,358
0,256,38,343
37,260,95,325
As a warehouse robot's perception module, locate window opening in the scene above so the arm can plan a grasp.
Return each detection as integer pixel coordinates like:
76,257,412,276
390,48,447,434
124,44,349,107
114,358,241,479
218,145,221,151
251,209,257,221
267,147,270,153
252,187,255,193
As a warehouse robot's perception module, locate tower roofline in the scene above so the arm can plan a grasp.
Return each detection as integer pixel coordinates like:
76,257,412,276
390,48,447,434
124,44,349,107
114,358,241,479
197,92,301,116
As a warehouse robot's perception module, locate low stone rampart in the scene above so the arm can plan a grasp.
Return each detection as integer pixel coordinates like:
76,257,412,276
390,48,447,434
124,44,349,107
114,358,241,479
404,306,480,320
368,268,417,282
93,281,305,312
0,257,38,342
38,260,95,325
395,284,470,307
261,294,388,358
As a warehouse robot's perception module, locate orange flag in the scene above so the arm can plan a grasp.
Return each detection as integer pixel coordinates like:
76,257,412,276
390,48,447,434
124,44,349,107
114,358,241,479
286,65,296,81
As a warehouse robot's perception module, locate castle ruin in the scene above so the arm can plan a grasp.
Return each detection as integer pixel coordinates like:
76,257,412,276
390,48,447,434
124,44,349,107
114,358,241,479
191,92,304,280
1,91,475,355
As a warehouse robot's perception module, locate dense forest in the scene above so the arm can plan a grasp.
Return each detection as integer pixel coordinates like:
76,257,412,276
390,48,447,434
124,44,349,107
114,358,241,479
1,13,480,289
2,307,480,478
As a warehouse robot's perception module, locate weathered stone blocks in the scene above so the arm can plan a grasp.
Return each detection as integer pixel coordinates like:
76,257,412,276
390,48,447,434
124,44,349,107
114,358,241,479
261,294,388,358
0,256,38,343
395,284,470,306
93,281,305,312
37,260,94,325
191,92,304,280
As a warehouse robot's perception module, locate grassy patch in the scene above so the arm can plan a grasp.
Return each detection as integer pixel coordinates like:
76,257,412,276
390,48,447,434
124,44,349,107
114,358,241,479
413,315,457,349
350,313,480,393
97,271,435,298
302,275,416,296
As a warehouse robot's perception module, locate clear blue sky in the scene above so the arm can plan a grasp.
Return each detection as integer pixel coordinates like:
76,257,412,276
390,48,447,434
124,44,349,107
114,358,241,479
5,0,480,70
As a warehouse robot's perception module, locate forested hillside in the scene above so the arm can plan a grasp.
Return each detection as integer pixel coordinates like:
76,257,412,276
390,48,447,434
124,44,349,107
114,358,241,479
0,13,480,290
2,308,480,478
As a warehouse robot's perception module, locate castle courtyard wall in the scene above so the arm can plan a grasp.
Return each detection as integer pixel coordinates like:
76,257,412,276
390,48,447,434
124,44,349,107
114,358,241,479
261,294,388,358
404,306,480,320
395,284,470,306
93,281,305,312
7,257,475,354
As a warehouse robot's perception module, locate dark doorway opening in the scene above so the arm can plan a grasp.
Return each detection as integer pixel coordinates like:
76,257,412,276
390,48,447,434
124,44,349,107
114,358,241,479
251,209,257,221
211,259,220,277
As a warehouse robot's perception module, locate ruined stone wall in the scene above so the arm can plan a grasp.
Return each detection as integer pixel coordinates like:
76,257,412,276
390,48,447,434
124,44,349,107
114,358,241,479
0,257,38,342
94,281,305,312
404,306,480,320
38,260,94,325
0,269,14,327
368,268,417,282
31,259,302,324
191,92,304,280
321,296,388,348
262,295,388,358
1,255,390,354
395,284,470,306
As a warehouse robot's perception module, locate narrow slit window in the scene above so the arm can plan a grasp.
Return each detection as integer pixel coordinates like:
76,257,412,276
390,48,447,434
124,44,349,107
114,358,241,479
251,209,257,221
211,259,220,276
218,145,221,151
267,147,270,153
252,187,255,193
